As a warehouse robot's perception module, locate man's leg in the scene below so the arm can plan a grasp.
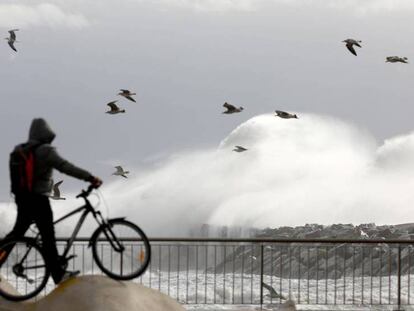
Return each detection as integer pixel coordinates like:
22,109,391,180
32,194,64,284
0,196,33,266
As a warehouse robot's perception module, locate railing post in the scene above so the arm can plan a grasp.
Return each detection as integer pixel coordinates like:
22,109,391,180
397,244,403,311
260,244,264,309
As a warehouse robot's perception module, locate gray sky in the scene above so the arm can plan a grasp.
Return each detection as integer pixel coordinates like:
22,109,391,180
1,0,414,201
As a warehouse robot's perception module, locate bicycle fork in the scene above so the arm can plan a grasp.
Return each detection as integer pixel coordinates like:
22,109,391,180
89,222,125,253
102,224,125,253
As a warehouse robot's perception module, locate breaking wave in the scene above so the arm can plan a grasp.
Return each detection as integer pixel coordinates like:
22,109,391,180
2,113,414,237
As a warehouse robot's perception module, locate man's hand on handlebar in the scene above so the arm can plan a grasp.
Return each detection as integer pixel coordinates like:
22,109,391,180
90,176,103,188
76,177,102,199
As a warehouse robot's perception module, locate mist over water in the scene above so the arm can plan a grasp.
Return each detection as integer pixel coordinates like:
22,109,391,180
1,113,414,237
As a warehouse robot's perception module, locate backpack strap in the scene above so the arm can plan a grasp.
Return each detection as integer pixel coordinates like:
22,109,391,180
26,143,45,192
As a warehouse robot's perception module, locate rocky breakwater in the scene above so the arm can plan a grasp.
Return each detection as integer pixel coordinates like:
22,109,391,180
215,223,414,279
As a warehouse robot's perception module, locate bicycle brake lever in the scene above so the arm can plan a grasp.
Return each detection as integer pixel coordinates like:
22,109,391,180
76,185,95,199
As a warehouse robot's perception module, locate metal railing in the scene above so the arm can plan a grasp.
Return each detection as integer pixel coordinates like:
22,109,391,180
8,238,414,309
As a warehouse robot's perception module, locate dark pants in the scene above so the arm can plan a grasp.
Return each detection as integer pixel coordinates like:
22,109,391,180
3,193,64,284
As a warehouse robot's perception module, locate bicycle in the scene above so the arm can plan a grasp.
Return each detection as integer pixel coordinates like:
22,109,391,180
0,185,151,301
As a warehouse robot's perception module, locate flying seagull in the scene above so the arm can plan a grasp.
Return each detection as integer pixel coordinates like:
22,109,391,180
50,181,66,200
112,166,129,178
262,282,286,300
223,102,243,114
275,110,298,119
233,146,248,152
342,39,362,56
5,29,19,52
106,101,125,114
386,56,408,64
118,89,136,102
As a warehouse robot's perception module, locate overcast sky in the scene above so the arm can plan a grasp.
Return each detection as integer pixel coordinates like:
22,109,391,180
1,0,414,202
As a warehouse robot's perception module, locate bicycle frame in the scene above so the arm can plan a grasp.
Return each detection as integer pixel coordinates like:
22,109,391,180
30,188,112,261
51,198,103,259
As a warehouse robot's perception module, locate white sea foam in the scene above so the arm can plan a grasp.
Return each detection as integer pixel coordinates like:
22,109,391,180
1,270,410,310
1,113,414,237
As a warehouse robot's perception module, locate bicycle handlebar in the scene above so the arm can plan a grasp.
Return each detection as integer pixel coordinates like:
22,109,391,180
76,185,96,199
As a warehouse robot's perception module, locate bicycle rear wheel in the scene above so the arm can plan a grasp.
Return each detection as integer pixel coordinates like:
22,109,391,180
91,219,151,280
0,237,50,301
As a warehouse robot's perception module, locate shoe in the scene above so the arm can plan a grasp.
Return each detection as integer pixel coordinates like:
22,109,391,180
58,270,80,284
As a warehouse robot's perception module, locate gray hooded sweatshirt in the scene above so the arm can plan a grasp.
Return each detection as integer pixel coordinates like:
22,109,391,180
21,118,93,195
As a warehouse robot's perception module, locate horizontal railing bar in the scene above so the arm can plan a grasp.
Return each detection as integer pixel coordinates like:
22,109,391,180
7,236,412,306
55,237,414,244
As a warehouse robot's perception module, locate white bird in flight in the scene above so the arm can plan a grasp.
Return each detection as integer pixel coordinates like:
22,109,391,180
262,282,286,299
5,29,19,52
275,110,298,119
342,38,362,56
49,180,66,200
106,101,125,114
118,89,136,102
223,102,243,114
386,56,408,64
112,166,129,178
233,146,248,153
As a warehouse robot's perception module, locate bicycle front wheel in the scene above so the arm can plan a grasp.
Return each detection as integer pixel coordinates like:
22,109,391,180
91,219,151,280
0,237,50,301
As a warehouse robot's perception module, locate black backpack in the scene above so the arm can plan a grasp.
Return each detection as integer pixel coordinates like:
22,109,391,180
9,143,42,194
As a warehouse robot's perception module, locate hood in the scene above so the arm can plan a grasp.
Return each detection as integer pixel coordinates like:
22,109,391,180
28,118,56,143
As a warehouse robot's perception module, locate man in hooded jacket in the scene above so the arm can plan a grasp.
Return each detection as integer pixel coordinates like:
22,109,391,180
2,118,102,284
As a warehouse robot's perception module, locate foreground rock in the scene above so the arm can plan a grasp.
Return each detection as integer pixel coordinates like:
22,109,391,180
0,275,185,311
